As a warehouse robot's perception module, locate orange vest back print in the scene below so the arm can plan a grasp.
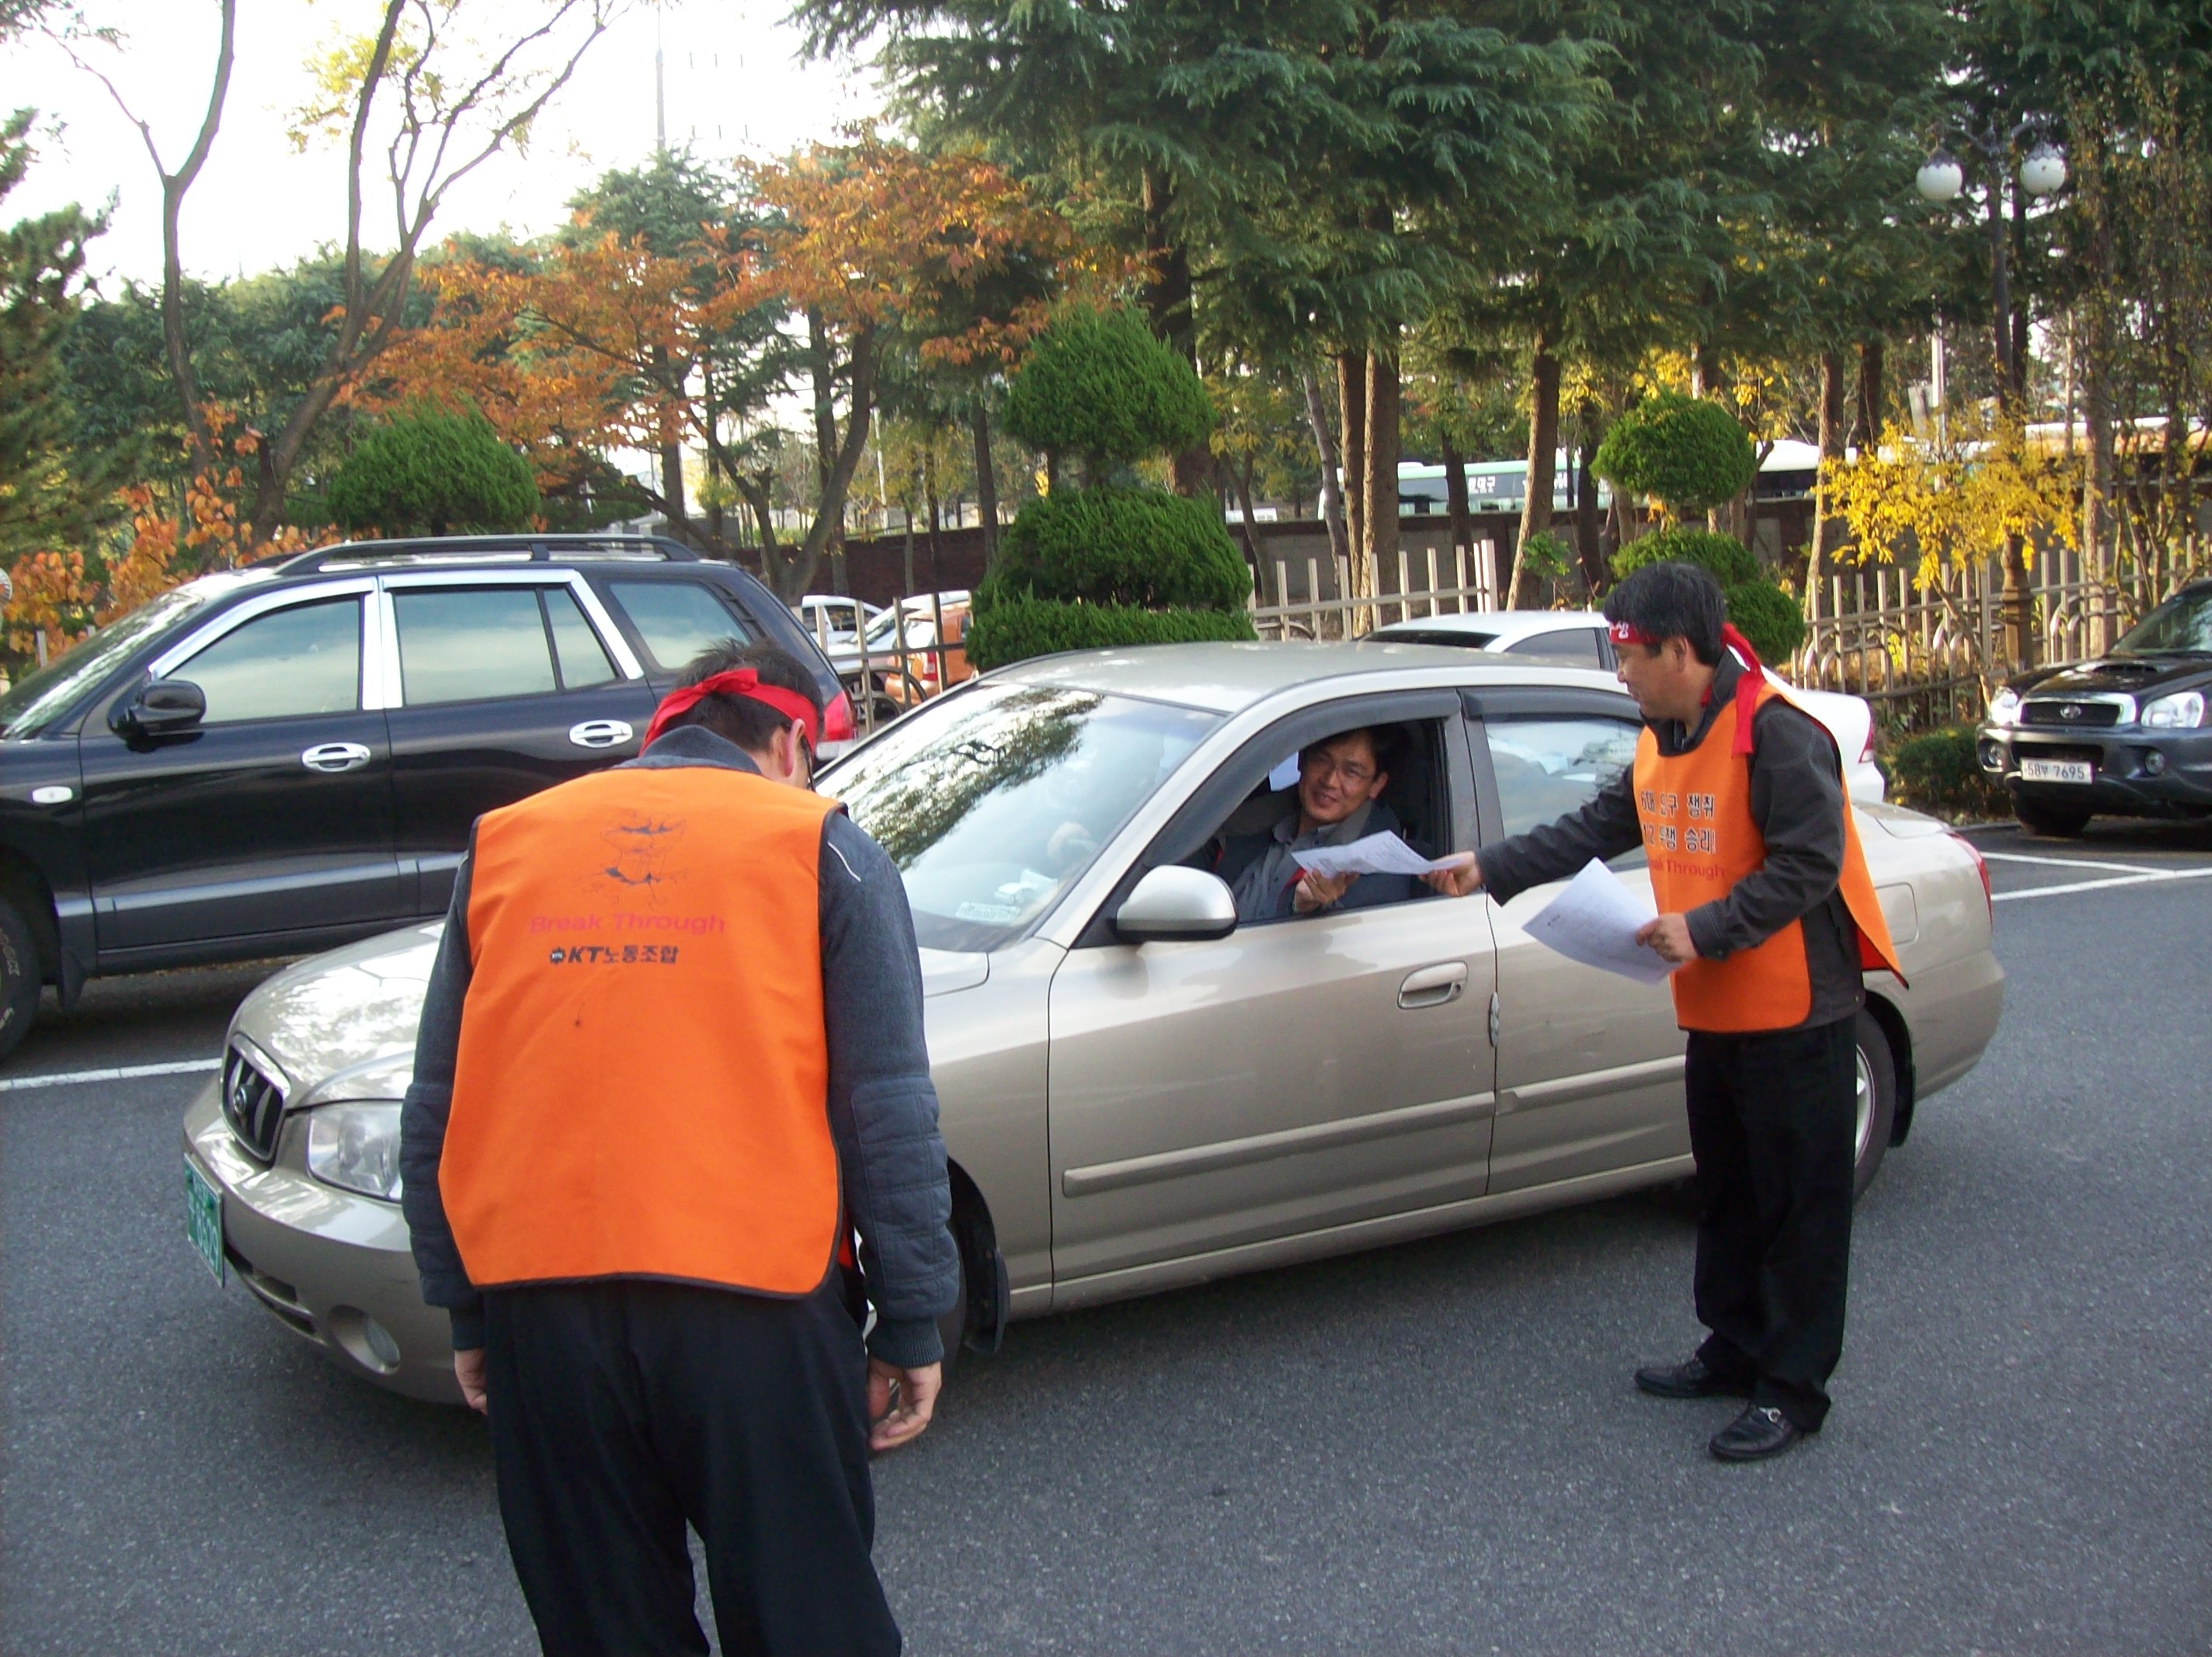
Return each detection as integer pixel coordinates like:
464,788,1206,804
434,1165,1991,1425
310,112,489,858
439,765,843,1296
1635,679,1905,1033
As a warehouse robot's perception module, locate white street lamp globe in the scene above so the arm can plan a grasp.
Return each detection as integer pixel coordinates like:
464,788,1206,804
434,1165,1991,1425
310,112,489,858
1915,150,1965,203
2019,142,2067,197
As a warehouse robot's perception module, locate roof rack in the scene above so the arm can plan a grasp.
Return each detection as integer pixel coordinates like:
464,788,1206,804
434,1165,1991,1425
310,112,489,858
274,533,702,576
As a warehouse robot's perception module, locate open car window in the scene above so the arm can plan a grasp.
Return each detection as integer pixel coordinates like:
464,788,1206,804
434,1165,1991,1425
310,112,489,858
1197,716,1456,924
826,683,1219,950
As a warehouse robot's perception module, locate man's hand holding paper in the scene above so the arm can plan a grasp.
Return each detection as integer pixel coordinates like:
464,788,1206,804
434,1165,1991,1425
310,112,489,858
1289,832,1475,882
1522,858,1680,985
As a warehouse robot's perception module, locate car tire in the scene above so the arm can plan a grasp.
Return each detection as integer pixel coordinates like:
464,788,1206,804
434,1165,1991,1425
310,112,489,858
2013,795,2091,838
0,895,40,1061
1852,1012,1897,1200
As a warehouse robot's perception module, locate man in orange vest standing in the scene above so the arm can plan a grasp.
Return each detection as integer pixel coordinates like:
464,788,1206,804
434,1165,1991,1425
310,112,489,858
1426,561,1903,1461
400,641,958,1653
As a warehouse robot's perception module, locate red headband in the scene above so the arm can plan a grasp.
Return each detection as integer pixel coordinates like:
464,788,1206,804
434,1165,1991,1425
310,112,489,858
642,669,821,752
1609,620,1767,755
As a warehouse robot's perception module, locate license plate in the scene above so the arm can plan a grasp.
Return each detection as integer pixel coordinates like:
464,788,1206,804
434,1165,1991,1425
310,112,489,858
2021,758,2094,784
184,1159,224,1285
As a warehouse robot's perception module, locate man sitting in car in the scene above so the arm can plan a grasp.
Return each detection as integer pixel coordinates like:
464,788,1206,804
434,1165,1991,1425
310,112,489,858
1219,726,1419,919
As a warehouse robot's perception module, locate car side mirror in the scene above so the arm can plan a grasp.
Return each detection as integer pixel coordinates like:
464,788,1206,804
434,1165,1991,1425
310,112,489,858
114,678,207,738
1114,866,1236,943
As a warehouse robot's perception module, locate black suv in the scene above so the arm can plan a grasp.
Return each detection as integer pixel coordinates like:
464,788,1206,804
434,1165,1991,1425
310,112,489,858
0,536,851,1057
1978,578,2212,835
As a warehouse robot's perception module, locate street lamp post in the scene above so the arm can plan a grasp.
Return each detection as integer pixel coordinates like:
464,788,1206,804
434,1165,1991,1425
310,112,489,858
1916,124,2067,665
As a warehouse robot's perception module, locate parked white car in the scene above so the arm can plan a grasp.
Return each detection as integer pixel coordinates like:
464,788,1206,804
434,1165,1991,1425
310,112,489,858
1368,610,1886,803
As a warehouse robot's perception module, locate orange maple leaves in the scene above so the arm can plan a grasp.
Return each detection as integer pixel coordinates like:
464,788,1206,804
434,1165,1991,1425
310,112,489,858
367,137,1103,494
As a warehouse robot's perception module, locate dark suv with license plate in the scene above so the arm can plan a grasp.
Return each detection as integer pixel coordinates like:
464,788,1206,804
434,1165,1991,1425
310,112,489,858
0,535,850,1058
1979,578,2212,835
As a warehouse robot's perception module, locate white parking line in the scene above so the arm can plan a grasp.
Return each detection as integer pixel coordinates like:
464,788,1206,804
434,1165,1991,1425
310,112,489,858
1981,851,2171,875
0,1057,219,1093
1992,867,2212,903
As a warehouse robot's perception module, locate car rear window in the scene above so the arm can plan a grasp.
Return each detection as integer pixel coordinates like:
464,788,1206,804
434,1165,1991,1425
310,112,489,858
394,589,558,704
607,580,753,672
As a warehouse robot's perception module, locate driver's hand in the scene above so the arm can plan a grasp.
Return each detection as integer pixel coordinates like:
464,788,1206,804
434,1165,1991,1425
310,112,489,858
1293,870,1354,912
1045,821,1097,870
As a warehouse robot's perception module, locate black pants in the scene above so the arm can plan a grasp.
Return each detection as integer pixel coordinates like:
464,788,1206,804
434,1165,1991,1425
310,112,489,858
481,1279,899,1657
1685,1015,1858,1431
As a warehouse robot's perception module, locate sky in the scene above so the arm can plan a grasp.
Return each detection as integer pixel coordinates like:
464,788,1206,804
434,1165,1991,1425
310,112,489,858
1,0,885,291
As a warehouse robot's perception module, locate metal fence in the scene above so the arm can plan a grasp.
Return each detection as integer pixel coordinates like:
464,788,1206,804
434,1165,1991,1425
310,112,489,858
806,589,966,738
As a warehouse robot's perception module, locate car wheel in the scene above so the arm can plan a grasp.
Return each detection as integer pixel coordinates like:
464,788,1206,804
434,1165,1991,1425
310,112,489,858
933,1257,968,1379
1852,1012,1898,1200
0,895,40,1061
2013,794,2091,837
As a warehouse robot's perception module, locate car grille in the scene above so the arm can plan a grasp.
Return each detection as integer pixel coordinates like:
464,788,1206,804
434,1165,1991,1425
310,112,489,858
2022,699,2122,728
221,1044,287,1163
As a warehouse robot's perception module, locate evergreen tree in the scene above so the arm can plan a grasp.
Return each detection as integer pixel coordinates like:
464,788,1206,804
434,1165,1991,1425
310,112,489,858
0,109,134,566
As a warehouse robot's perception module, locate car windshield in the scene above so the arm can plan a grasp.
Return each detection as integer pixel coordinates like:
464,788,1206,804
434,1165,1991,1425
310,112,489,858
0,585,210,738
2113,589,2212,655
864,608,936,649
820,683,1220,950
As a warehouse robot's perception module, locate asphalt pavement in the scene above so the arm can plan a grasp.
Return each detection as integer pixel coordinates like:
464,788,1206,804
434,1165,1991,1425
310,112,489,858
5,819,2209,1655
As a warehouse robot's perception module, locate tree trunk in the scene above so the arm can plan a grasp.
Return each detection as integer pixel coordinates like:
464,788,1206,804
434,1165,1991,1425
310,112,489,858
971,401,1000,571
1852,339,1884,450
2083,306,2115,650
1337,353,1367,591
1231,453,1262,571
1510,336,1560,608
652,343,688,540
1362,346,1400,610
1810,349,1849,620
1574,436,1606,594
1439,429,1473,599
1140,165,1207,497
1301,364,1350,568
809,308,846,596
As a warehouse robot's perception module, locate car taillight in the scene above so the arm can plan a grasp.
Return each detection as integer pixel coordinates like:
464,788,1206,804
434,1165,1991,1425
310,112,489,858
822,689,855,744
1859,729,1876,764
1948,831,1991,919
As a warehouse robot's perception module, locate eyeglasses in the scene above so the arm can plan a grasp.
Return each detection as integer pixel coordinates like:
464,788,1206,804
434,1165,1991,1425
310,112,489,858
1303,753,1376,787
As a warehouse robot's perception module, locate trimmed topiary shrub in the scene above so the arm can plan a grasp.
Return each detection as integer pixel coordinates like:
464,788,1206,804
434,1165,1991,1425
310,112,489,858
990,488,1250,610
1609,526,1758,586
974,304,1244,668
965,596,1255,670
1886,726,2006,820
1593,392,1756,519
1001,305,1215,471
1721,578,1807,664
327,407,537,537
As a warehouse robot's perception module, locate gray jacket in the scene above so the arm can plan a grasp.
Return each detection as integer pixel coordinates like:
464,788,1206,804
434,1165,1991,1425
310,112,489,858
1475,655,1863,1028
398,725,961,1368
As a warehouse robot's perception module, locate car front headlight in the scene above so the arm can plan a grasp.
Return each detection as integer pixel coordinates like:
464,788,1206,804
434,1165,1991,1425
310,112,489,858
1987,687,2022,726
2141,690,2206,729
306,1101,404,1200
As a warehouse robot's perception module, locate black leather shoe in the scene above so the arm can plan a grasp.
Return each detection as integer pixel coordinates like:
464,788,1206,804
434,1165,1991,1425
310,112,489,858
1634,1357,1753,1399
1709,1404,1804,1461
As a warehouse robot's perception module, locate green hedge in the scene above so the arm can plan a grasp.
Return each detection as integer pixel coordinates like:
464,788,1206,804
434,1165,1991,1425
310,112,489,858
1886,726,2007,820
1723,579,1807,664
1593,392,1756,516
965,596,1256,672
1000,305,1215,467
991,486,1250,610
1610,526,1758,586
327,407,537,536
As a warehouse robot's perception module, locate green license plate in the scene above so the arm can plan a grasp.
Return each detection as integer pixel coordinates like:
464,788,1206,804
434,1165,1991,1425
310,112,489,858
184,1158,224,1285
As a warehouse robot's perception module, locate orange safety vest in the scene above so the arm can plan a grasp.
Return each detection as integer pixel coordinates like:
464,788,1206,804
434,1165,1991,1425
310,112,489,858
1636,679,1905,1033
440,764,844,1296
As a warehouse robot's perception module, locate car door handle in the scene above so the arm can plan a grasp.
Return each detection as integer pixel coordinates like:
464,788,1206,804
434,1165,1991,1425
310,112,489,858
568,719,635,750
1398,961,1469,1009
300,742,372,774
